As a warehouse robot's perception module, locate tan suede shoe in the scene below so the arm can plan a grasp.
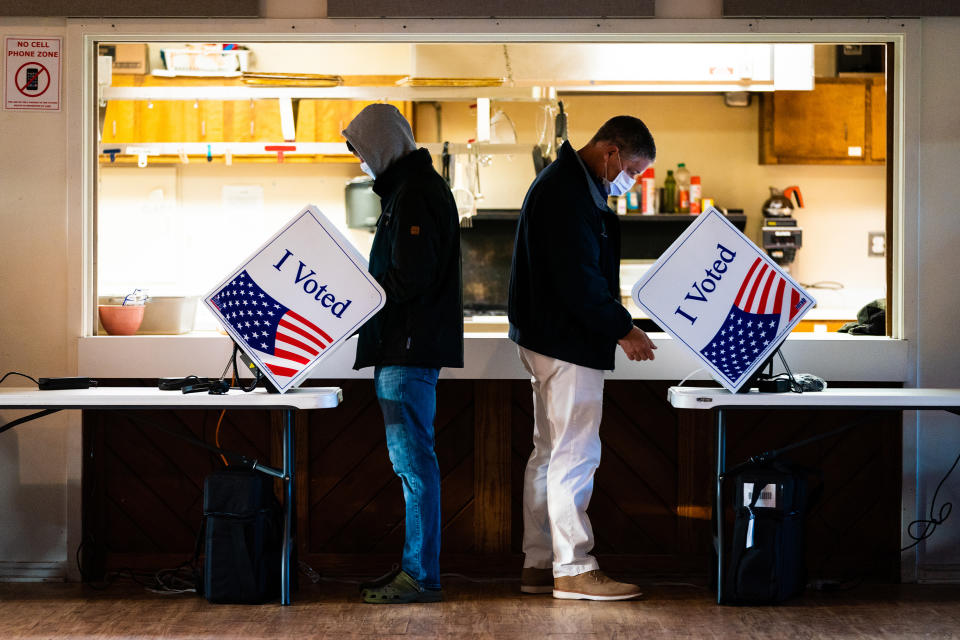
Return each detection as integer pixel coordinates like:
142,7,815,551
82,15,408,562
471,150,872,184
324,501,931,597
520,567,554,594
553,570,643,601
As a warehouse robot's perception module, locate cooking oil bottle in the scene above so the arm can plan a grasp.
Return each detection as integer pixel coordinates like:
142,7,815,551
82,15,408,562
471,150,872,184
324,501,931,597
676,162,691,213
662,169,676,213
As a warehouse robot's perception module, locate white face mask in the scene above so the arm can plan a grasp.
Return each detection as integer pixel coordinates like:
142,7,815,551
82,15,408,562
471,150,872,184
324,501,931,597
602,151,634,196
359,161,375,179
607,170,635,197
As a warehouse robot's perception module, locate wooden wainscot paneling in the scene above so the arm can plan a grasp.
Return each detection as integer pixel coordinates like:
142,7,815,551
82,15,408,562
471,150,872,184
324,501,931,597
82,379,901,582
474,381,512,553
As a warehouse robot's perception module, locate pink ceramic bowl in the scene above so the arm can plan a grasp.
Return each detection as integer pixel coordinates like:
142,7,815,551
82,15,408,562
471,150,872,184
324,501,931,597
98,305,145,336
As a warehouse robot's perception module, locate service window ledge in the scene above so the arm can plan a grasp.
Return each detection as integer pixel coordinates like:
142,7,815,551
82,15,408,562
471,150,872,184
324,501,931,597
79,333,909,383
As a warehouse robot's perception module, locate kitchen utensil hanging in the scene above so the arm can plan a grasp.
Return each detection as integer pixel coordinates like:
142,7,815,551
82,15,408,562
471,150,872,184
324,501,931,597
534,103,558,174
490,109,518,144
452,187,475,228
554,101,568,148
472,143,486,203
441,141,452,187
450,146,478,226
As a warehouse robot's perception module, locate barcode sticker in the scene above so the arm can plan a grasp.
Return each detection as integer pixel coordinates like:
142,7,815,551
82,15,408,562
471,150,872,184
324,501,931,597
744,482,777,508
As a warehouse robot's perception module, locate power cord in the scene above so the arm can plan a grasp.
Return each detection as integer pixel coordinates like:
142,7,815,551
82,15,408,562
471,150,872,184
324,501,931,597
901,448,960,552
0,371,39,386
676,367,706,387
158,346,262,396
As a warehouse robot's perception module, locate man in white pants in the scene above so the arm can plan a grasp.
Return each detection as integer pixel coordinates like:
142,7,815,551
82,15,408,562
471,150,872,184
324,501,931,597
507,116,657,600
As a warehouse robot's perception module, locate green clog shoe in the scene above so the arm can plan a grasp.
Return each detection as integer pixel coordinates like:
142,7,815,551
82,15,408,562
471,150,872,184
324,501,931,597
360,569,442,604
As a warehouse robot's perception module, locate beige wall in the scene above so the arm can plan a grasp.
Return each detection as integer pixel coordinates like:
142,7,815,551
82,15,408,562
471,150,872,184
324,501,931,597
0,20,72,569
423,94,886,297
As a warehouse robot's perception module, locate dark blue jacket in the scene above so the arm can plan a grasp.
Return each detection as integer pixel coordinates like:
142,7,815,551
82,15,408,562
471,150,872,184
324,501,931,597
508,141,633,370
353,148,464,370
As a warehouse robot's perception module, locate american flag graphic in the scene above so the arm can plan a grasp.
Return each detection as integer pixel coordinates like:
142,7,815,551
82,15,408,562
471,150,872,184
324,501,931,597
700,257,808,384
209,271,332,381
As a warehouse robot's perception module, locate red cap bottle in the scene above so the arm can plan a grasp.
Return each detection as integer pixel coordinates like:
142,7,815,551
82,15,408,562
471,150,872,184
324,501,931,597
640,167,656,215
689,176,702,214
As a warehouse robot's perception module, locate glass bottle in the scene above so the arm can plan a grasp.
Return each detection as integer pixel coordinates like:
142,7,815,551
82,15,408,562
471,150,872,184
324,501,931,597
663,169,676,213
676,162,691,213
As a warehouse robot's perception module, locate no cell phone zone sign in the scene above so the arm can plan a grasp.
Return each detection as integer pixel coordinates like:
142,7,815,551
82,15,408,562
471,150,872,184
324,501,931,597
4,37,61,111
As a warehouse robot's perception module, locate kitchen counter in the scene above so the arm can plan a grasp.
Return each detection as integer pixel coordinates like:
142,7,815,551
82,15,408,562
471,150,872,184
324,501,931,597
79,331,909,382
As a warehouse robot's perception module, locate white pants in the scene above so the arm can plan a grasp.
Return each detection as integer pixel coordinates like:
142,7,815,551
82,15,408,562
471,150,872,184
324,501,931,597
518,346,604,578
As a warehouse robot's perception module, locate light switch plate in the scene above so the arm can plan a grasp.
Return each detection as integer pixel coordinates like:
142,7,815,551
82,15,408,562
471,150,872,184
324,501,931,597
868,231,886,257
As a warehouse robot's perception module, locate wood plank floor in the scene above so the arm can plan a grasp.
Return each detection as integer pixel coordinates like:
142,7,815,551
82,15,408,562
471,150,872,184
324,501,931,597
2,578,959,639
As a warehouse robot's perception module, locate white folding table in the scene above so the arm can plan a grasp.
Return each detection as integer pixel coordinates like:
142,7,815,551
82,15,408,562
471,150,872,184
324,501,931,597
668,386,960,604
0,386,342,605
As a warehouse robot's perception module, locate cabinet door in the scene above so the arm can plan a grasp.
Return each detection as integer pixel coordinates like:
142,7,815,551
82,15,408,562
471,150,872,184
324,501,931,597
869,80,887,162
296,100,412,143
222,99,283,142
759,77,884,166
178,99,224,143
100,75,140,145
775,80,865,162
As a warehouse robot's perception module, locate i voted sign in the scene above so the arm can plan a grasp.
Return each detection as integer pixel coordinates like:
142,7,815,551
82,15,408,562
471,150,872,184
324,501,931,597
631,207,815,392
204,205,385,393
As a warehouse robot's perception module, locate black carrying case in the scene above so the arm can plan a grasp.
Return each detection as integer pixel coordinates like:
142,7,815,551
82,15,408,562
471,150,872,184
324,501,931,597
721,460,818,605
201,468,282,604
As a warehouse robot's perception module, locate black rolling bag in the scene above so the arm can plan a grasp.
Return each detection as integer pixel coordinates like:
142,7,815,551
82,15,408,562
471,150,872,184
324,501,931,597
201,468,283,604
721,460,819,605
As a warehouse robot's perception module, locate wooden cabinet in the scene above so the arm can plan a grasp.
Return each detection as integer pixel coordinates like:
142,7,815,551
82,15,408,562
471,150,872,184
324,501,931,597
869,81,887,162
759,76,886,165
99,76,412,163
102,79,286,146
295,99,412,142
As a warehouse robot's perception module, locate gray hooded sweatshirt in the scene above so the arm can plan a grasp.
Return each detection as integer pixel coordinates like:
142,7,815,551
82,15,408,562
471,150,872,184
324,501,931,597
341,103,417,177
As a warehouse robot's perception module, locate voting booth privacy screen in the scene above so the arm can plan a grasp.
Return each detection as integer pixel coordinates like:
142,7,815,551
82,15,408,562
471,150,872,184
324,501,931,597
631,207,815,393
204,205,385,393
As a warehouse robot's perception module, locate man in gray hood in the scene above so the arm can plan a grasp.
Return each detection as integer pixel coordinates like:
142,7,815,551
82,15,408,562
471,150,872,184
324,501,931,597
342,104,463,604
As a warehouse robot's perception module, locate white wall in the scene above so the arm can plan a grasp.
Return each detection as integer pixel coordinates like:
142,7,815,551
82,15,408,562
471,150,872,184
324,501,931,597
0,19,72,577
0,10,958,581
914,17,960,577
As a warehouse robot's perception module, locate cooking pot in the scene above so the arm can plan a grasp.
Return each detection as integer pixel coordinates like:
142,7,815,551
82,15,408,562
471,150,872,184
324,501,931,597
345,176,381,230
762,186,804,218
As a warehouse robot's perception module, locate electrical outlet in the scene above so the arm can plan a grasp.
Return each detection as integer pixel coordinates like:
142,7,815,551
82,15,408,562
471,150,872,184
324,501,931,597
868,231,886,257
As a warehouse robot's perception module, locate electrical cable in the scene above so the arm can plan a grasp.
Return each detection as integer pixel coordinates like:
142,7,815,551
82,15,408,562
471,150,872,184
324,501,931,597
0,371,39,386
126,411,257,468
0,409,60,436
901,448,960,552
676,367,706,387
214,371,236,466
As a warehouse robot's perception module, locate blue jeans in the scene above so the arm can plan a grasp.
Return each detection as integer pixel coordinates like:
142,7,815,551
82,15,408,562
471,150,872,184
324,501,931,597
374,365,442,590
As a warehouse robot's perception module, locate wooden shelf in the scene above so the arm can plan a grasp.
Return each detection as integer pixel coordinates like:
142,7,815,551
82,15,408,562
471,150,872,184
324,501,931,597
470,211,748,223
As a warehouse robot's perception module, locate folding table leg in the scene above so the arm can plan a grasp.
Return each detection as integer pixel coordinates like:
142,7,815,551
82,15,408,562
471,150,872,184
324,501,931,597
715,409,726,605
281,409,295,606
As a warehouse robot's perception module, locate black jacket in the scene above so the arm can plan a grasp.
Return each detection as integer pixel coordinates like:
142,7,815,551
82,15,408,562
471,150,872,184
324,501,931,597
508,141,633,371
353,148,464,370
